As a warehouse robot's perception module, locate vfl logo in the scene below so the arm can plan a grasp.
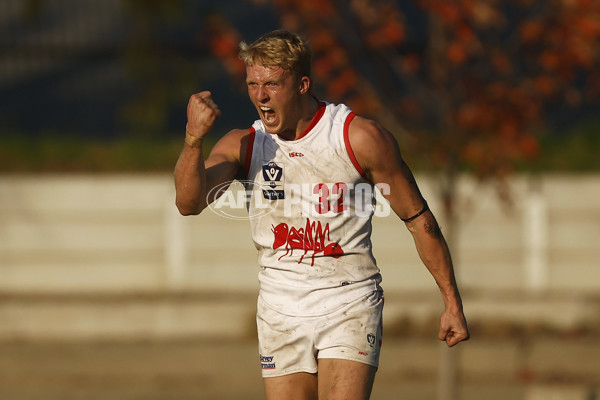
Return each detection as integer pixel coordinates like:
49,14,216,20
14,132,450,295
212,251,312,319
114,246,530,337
367,333,376,348
272,218,344,266
262,161,285,200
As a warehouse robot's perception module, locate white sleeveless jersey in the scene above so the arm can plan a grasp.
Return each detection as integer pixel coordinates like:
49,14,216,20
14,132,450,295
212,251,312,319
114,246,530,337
245,101,382,316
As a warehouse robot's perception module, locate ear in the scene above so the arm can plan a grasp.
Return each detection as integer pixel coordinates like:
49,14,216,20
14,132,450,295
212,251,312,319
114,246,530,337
299,76,311,94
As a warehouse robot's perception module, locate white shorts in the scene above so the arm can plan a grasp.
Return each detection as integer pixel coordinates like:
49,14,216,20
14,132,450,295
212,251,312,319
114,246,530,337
256,290,384,378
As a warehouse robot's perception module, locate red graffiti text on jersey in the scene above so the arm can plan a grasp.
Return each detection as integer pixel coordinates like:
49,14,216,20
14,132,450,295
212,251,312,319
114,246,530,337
272,218,344,266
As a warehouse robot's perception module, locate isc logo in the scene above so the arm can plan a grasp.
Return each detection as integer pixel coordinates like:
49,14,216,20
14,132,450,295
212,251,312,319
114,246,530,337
289,152,304,157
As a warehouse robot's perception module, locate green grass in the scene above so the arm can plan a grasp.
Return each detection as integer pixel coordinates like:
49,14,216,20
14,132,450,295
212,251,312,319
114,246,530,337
0,135,216,173
1,120,599,173
517,119,600,173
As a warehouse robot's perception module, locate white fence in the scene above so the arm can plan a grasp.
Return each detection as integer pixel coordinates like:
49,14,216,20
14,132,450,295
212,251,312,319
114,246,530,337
0,173,599,294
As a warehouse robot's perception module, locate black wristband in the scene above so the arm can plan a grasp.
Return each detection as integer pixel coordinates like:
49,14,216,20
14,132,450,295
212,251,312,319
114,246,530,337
400,201,429,222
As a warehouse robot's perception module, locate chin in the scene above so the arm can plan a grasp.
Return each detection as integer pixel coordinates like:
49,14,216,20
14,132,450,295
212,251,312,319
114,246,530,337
262,122,281,135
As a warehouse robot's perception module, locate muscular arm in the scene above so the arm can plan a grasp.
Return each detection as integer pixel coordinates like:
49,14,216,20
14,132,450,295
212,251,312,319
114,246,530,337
174,92,250,215
349,117,469,347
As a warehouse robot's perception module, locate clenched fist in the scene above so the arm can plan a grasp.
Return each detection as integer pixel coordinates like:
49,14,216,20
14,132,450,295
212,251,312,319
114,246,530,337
438,308,470,347
186,91,221,138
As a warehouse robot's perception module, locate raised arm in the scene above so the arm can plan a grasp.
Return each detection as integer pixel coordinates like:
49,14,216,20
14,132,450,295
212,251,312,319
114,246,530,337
174,91,250,215
349,117,469,347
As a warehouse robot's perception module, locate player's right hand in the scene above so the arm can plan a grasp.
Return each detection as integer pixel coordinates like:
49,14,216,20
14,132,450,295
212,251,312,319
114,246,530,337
186,91,221,138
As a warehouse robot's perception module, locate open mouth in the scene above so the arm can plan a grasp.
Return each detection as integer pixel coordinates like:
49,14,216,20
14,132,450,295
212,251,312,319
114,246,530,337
260,106,276,124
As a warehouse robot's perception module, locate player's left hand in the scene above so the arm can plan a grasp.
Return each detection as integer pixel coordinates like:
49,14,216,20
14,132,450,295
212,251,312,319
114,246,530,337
438,308,470,347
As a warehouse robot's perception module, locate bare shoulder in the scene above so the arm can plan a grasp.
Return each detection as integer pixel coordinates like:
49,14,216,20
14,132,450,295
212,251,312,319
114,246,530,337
208,128,253,165
347,116,404,180
214,128,252,150
348,117,425,218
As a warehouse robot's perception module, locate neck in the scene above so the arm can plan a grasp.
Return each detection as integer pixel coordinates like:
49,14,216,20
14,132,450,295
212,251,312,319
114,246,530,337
278,95,319,141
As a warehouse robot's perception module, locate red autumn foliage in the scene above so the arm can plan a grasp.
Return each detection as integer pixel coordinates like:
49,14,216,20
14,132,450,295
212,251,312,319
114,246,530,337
447,42,467,65
205,16,245,79
205,0,599,183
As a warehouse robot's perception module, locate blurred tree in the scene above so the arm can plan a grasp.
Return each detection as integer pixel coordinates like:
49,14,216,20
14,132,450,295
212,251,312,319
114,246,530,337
208,0,599,206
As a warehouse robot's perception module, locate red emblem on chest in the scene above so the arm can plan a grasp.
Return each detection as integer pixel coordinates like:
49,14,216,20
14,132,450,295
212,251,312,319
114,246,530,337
272,218,344,266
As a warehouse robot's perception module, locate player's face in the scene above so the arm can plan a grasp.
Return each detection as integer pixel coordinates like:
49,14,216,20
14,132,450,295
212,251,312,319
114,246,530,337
246,63,303,135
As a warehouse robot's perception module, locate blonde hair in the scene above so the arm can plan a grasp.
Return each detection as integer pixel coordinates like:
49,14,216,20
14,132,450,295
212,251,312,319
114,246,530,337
238,30,311,80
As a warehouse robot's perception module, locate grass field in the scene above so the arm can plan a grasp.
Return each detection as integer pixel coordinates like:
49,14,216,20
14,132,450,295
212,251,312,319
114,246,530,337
1,335,598,400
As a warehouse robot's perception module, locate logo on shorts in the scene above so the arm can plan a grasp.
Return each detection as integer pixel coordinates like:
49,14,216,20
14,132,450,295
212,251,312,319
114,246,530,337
260,354,276,370
367,333,376,348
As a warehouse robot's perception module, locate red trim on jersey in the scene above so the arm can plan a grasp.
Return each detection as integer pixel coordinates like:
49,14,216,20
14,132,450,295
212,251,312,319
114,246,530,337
277,100,326,141
343,112,367,179
244,127,256,177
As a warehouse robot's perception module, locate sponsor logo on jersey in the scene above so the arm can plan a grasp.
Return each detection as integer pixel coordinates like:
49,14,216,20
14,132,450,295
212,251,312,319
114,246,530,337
262,161,285,200
272,218,344,266
288,152,304,157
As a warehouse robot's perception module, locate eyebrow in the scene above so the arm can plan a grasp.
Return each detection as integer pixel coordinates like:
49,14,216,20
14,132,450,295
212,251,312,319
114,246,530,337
246,77,282,85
